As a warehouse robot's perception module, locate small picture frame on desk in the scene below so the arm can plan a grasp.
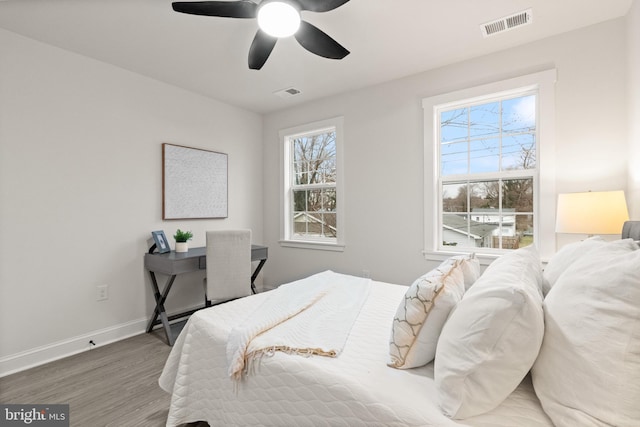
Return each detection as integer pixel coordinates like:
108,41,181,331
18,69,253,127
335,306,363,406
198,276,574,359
151,230,171,254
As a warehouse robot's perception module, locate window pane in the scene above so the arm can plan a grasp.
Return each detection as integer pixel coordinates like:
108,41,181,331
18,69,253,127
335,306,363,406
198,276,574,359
442,214,472,248
441,108,468,142
442,182,467,213
502,178,533,212
489,214,534,249
293,162,309,185
498,214,516,243
305,213,323,236
305,189,337,213
294,212,319,237
471,180,499,210
502,95,535,133
294,219,308,235
322,213,337,237
441,141,468,175
293,189,306,212
292,131,336,185
307,189,323,212
470,138,499,173
294,188,336,212
516,214,534,248
323,188,336,212
316,158,336,184
292,140,307,164
502,134,536,171
292,188,337,238
469,101,500,139
293,212,337,238
310,133,335,160
442,213,503,249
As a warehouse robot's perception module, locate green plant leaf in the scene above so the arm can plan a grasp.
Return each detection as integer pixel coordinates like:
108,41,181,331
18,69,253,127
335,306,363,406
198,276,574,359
173,229,193,242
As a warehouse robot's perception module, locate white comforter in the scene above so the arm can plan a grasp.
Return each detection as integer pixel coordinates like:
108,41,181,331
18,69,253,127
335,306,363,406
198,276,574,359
159,276,552,427
227,271,371,380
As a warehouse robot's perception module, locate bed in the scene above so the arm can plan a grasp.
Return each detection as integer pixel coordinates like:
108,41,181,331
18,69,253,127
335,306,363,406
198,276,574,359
159,221,640,427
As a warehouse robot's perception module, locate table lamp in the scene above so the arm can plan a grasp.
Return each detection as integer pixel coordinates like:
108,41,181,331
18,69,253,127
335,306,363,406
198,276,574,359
555,190,629,236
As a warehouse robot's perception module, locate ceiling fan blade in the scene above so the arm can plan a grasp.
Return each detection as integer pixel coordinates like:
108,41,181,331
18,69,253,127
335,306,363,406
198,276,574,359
172,1,257,18
248,29,278,70
296,0,350,13
294,21,349,60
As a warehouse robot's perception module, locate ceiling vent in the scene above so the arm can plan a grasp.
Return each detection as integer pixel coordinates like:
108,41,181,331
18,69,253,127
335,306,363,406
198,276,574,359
274,87,302,99
481,9,532,37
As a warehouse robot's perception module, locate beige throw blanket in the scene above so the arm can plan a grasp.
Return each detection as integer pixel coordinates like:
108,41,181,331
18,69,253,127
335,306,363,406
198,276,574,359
226,270,372,380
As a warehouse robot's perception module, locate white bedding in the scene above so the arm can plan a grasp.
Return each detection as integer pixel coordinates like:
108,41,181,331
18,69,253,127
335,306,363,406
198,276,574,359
159,277,553,427
228,271,371,380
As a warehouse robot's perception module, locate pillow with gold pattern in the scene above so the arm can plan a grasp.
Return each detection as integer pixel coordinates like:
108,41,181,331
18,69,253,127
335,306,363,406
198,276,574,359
388,254,479,369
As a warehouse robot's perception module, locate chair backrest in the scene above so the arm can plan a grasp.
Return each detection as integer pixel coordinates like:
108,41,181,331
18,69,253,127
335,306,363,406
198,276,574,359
205,229,251,302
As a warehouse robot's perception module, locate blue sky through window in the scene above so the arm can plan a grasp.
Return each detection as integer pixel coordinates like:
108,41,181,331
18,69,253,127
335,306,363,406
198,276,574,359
440,95,536,175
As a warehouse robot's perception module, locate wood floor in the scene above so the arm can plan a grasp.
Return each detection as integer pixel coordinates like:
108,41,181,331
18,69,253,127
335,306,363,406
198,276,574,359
0,330,207,427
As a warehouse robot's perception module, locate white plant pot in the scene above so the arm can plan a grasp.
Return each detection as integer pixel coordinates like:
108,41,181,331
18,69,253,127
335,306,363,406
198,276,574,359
175,242,189,253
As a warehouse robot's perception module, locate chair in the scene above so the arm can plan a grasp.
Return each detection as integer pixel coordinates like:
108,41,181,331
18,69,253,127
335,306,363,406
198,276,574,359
204,229,252,307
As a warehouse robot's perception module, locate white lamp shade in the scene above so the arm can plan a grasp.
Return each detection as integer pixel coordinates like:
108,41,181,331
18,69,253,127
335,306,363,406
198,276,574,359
556,190,629,235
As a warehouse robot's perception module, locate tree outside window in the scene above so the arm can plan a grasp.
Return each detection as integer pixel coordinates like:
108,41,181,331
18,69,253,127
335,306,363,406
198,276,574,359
280,115,346,252
291,130,337,239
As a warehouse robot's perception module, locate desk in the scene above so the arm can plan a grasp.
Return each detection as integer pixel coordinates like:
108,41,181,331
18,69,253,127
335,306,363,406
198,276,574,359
144,245,268,345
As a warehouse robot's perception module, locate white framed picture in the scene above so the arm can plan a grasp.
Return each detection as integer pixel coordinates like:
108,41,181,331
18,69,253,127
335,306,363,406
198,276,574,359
162,143,228,219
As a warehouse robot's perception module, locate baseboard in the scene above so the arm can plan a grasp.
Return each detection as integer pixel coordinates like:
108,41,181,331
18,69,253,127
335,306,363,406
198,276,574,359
0,318,148,378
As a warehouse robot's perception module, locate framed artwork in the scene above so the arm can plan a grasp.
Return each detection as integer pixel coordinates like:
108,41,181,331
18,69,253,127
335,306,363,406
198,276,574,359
162,143,228,219
151,230,171,253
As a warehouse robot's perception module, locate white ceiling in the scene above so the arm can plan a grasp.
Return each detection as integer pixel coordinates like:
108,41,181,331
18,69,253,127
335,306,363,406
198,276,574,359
0,0,633,113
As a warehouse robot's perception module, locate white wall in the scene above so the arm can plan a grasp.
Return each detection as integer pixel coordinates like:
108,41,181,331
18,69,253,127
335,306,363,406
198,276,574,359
262,18,629,287
628,0,640,218
0,29,263,374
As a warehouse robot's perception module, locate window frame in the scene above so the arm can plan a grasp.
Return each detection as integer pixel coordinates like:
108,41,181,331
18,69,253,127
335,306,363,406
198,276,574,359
279,117,345,251
423,70,557,264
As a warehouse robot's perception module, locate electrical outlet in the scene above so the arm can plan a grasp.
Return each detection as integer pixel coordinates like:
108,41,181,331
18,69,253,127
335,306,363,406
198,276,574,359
97,285,108,301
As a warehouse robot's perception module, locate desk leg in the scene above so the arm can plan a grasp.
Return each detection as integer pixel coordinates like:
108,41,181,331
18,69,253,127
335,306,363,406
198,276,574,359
251,259,267,294
146,271,177,345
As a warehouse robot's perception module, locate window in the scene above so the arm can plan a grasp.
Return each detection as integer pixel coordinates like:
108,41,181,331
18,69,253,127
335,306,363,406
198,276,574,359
280,117,344,251
439,92,536,252
423,70,556,262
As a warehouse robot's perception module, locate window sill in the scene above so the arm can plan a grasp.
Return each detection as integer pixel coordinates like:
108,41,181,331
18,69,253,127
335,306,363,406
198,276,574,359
423,248,549,268
280,239,345,252
422,249,500,267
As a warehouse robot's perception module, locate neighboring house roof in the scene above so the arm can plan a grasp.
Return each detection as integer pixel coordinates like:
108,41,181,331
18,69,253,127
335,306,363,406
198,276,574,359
471,208,516,213
293,212,337,234
443,215,498,239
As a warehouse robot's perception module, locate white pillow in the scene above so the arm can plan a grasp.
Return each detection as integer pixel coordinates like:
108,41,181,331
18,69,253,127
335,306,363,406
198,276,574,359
542,236,605,295
435,245,544,419
447,253,481,290
532,240,640,426
388,254,479,369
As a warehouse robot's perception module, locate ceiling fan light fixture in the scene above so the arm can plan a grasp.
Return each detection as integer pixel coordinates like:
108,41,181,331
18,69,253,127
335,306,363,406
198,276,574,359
257,1,301,38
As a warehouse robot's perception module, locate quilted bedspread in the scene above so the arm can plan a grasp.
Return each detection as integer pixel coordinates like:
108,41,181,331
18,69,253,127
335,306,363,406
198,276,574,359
159,274,553,427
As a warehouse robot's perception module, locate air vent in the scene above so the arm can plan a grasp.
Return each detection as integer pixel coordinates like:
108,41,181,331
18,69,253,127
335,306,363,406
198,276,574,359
274,87,302,99
481,9,532,37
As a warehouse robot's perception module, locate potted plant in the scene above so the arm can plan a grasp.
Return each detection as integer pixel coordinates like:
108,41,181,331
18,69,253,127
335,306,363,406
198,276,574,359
173,229,193,253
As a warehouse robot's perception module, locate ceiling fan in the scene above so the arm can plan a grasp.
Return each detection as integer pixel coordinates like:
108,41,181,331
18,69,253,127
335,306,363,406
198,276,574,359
171,0,351,70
